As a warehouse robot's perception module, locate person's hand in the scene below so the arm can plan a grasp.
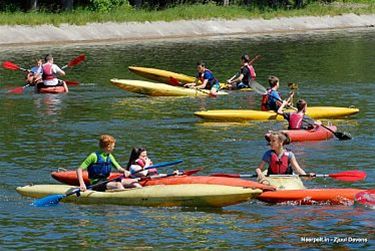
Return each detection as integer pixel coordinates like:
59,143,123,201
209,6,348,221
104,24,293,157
226,80,231,84
173,170,182,175
79,184,87,192
256,174,267,183
123,170,131,178
145,158,152,166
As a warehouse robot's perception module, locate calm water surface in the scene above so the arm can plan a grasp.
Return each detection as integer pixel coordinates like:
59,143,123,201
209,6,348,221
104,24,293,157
0,28,374,249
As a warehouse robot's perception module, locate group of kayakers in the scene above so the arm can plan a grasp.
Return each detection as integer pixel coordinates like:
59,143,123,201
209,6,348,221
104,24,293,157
25,54,69,93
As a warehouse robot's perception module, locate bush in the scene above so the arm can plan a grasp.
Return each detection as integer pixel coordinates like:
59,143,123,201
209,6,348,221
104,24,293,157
89,0,127,12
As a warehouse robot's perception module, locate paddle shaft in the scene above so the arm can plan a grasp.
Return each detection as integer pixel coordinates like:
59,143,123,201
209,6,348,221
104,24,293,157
228,55,260,82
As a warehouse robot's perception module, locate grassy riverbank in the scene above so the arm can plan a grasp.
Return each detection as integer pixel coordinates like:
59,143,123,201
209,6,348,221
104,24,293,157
0,1,374,26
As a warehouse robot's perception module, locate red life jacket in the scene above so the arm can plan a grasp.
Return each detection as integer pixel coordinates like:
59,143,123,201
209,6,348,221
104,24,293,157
267,150,293,175
42,63,56,81
246,64,256,80
135,159,146,167
289,112,304,129
261,89,272,111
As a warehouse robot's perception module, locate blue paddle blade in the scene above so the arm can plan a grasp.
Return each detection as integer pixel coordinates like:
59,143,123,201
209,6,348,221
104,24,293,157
32,194,65,207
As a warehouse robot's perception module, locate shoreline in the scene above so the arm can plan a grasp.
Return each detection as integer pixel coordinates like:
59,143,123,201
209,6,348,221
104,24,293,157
0,13,374,47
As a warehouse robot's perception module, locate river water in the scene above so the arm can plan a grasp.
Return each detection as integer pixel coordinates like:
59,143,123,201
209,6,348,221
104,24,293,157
0,28,374,249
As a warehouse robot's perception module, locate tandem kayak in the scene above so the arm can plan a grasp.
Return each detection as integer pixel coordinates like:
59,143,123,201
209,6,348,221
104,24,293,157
110,79,228,97
37,86,67,94
194,107,359,121
16,184,262,208
50,170,274,191
265,125,337,142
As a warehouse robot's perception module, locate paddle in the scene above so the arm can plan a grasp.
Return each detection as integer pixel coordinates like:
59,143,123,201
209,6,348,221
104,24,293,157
250,79,352,140
226,54,261,86
139,167,203,182
61,54,86,70
210,170,367,182
32,159,183,207
2,61,28,72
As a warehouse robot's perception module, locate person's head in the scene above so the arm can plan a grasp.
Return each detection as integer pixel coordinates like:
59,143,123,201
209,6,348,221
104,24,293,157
196,61,206,73
44,54,53,63
296,99,307,112
126,147,147,169
241,54,250,64
35,58,43,66
268,132,290,151
99,134,116,153
268,76,279,89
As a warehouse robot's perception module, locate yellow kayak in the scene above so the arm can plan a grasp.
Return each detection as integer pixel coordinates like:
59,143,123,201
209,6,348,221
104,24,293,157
110,79,228,97
128,66,250,91
16,184,262,208
194,107,359,121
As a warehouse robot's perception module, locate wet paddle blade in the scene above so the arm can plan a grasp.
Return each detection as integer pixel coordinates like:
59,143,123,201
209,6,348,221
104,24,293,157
249,79,267,95
32,194,65,207
210,173,241,178
334,131,352,140
67,54,86,68
8,86,25,94
65,80,80,86
3,61,20,71
328,170,367,182
169,77,182,86
183,168,203,176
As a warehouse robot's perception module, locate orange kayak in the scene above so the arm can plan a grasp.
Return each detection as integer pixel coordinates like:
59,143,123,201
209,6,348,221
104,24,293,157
265,125,337,142
51,170,274,191
258,188,365,205
38,86,67,94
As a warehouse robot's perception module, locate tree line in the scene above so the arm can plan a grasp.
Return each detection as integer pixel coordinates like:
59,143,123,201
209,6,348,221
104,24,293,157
1,0,329,12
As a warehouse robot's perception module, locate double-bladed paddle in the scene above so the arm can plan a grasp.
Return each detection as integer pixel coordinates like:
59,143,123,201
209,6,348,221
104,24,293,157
210,170,367,182
250,79,352,140
32,159,183,207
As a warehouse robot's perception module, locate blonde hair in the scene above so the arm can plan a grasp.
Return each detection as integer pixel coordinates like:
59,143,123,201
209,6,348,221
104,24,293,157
270,131,290,145
99,134,116,149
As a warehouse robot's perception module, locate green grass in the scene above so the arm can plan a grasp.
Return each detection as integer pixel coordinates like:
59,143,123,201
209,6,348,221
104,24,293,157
0,1,374,26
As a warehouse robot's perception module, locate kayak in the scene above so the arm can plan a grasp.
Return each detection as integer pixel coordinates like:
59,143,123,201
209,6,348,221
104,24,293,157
258,188,365,206
128,66,250,91
37,86,67,94
16,184,262,208
265,125,337,142
355,190,375,207
110,79,228,97
194,107,359,121
50,170,274,191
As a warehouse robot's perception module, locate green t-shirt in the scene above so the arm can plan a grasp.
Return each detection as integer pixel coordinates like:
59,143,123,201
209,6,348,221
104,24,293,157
80,152,122,171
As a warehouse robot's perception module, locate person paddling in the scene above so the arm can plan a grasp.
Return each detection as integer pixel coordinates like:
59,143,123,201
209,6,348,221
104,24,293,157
26,58,43,86
77,134,141,192
261,76,293,112
226,54,256,89
184,61,220,97
277,99,318,130
38,54,69,92
255,132,314,185
126,147,158,178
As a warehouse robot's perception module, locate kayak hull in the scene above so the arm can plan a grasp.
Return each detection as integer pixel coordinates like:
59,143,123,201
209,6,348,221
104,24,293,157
265,125,337,142
128,66,196,85
37,86,67,94
51,171,274,191
258,188,365,205
16,184,262,208
194,107,359,121
110,79,228,96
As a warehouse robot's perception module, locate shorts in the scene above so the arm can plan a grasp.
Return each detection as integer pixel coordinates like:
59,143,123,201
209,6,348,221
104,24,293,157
210,82,221,91
236,82,250,89
37,79,65,89
90,178,108,192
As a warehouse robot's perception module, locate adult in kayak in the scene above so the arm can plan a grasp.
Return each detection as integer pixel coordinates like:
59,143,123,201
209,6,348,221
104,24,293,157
37,54,69,93
226,54,256,89
255,132,314,185
261,76,293,112
126,147,158,178
184,61,220,96
26,58,43,86
277,99,318,130
77,134,141,192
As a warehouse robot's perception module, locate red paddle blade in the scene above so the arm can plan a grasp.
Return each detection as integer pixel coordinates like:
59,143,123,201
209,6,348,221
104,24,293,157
8,86,25,94
210,173,241,178
183,168,203,176
67,54,86,68
65,80,79,86
169,77,182,86
3,61,20,71
329,170,367,182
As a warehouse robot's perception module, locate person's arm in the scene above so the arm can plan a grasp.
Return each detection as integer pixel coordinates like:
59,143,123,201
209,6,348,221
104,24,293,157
110,154,130,177
77,167,86,191
53,65,66,77
255,161,267,182
195,79,208,89
277,100,289,115
289,153,306,175
228,74,244,85
77,153,97,191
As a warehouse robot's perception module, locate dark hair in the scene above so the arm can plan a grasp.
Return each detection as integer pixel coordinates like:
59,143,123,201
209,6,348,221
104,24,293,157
196,61,206,67
126,147,146,170
270,131,291,145
268,76,279,87
296,99,307,112
241,54,250,63
44,54,53,62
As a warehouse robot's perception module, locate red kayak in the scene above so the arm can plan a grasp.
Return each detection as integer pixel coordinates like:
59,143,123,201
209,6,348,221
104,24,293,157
38,86,67,94
355,189,375,207
265,125,337,142
51,170,274,191
258,188,365,205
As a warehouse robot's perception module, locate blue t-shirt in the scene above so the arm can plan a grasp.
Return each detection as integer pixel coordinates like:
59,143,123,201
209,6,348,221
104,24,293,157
197,69,219,89
267,89,281,111
30,66,42,75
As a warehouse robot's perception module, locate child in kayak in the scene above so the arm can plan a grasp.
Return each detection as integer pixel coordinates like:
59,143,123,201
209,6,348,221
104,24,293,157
256,132,314,184
261,76,293,112
26,58,43,86
184,61,220,96
277,99,318,130
226,54,256,89
38,54,69,92
126,147,158,178
77,134,141,192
